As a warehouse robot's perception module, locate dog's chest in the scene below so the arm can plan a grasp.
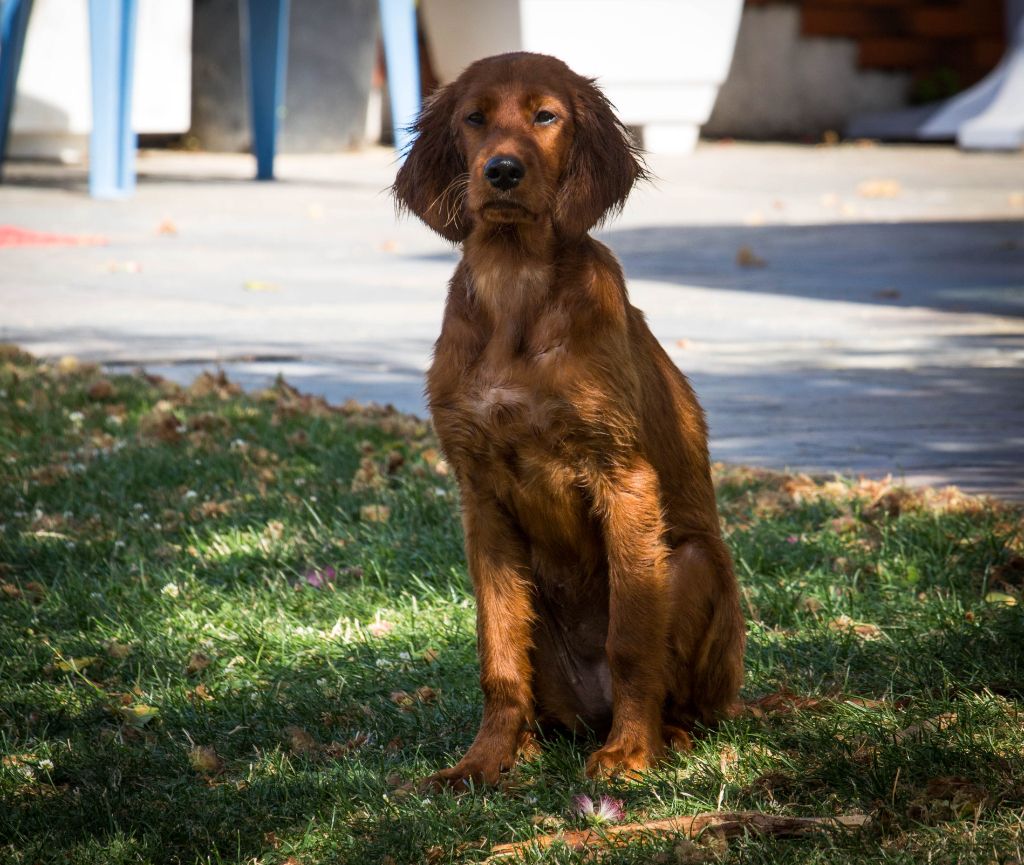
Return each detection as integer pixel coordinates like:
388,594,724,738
430,298,583,484
448,328,568,451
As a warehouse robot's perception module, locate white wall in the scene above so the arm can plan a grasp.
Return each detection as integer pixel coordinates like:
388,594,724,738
703,4,909,139
10,0,192,160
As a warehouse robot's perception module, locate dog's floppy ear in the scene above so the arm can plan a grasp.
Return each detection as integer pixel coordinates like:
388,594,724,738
392,82,470,243
553,76,647,240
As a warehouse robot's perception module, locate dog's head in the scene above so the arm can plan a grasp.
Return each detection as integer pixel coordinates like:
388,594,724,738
393,52,646,243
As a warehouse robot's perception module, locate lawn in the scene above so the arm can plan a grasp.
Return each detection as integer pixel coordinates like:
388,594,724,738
1,345,1022,864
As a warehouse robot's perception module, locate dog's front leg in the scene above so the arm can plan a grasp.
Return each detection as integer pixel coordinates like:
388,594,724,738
425,486,534,790
586,458,670,778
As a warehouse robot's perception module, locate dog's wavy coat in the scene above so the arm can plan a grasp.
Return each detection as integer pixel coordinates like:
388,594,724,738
394,52,744,786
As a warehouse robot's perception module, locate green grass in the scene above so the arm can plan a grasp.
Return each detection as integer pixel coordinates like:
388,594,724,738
1,345,1022,865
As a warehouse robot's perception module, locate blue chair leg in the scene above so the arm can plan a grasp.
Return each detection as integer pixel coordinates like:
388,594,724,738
241,0,290,181
379,0,421,159
0,0,35,174
88,0,138,198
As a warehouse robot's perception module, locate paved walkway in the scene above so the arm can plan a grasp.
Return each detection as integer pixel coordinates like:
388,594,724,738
1,144,1022,498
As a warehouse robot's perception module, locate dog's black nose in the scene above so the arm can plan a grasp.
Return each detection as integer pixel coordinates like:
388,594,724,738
483,155,525,191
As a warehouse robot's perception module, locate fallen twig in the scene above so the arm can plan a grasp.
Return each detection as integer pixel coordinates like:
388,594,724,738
485,811,870,861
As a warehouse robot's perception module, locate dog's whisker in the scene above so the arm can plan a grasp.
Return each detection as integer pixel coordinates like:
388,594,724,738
427,172,470,222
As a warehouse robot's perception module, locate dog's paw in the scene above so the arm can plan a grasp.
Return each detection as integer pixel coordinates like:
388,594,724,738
585,739,664,780
420,751,513,792
662,724,693,753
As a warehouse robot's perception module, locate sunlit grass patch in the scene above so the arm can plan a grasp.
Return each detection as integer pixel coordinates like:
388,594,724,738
1,346,1022,864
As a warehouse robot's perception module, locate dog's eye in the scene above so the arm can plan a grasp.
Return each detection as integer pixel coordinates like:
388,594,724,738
466,111,485,127
534,110,557,125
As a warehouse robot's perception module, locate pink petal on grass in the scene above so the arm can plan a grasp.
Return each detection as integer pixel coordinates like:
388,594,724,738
571,794,595,817
304,567,336,589
594,796,625,823
571,794,624,824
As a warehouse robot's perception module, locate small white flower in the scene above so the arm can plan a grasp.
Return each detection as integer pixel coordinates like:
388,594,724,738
161,582,180,598
38,759,54,771
68,411,84,424
114,540,126,549
183,490,198,500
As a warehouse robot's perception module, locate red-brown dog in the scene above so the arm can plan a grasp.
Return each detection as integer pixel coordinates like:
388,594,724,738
394,52,744,787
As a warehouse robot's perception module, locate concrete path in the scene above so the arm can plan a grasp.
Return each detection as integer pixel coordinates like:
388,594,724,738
1,144,1022,498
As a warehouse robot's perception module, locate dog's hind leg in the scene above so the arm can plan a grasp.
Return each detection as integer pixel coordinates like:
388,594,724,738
664,540,745,728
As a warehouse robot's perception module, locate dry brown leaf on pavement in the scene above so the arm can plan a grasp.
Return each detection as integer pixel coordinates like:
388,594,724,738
736,245,766,267
857,178,902,198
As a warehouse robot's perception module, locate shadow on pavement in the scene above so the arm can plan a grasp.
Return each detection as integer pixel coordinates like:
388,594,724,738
601,220,1024,317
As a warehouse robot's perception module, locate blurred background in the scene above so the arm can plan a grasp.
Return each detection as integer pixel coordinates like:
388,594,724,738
3,0,1018,160
1,0,1022,498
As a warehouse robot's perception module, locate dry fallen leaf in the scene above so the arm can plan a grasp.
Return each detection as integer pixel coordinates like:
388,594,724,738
351,457,386,493
857,178,902,199
360,504,391,523
283,725,318,756
324,732,369,759
800,596,824,614
87,379,115,400
186,651,212,675
139,407,184,444
984,591,1017,606
893,712,957,745
830,515,859,534
106,260,142,273
52,656,100,674
56,355,80,374
119,704,159,728
872,288,901,300
908,775,987,822
243,280,280,293
104,640,133,660
187,683,214,703
189,745,223,775
389,690,414,708
719,745,739,776
828,615,882,640
736,246,766,268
